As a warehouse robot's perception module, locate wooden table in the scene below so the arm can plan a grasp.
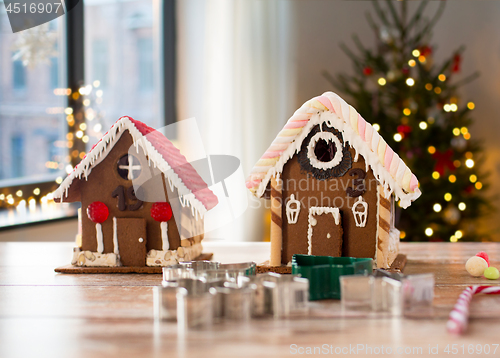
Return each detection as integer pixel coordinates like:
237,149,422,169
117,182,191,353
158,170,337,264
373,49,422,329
1,241,500,358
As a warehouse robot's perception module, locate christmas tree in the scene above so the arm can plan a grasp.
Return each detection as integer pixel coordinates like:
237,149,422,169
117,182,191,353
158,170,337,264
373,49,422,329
324,0,491,242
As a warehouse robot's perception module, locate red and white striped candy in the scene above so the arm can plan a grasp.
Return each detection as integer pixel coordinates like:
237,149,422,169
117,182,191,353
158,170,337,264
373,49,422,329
447,285,500,335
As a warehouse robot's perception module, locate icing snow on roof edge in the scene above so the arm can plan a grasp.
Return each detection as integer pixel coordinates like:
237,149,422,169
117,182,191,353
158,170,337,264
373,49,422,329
246,92,421,209
53,116,218,216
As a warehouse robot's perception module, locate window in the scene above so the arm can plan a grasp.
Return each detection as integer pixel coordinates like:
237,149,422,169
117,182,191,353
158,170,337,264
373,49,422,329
0,0,170,228
10,136,24,178
91,39,108,88
298,125,353,180
138,37,154,92
0,17,68,226
85,0,162,131
50,57,59,89
12,57,26,91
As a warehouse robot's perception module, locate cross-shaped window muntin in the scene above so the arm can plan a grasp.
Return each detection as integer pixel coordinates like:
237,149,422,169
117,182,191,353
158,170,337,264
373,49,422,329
117,154,142,180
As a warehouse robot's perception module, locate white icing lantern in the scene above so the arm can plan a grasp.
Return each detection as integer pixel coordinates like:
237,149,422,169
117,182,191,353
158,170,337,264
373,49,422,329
286,194,301,224
351,196,368,228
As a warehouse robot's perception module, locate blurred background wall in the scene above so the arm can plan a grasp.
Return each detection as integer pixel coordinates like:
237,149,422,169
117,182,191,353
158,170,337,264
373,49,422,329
177,0,500,241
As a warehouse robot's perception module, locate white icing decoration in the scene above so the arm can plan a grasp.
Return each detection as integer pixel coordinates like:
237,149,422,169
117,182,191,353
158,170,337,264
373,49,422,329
161,221,169,250
327,233,331,239
112,217,119,255
96,223,104,254
179,195,188,207
351,196,368,228
374,185,380,265
306,131,343,170
52,117,208,218
285,194,301,224
389,227,400,257
254,107,421,209
307,206,340,255
310,217,317,226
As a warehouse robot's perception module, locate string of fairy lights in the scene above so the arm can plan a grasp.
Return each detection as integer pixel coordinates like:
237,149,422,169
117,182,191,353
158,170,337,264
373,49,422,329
0,82,105,216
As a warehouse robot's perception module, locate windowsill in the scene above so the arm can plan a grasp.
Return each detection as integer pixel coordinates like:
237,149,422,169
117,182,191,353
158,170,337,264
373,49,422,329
0,172,64,188
0,203,79,231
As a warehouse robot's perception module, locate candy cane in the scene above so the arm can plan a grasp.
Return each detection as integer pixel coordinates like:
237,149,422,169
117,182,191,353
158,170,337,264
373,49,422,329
447,285,500,334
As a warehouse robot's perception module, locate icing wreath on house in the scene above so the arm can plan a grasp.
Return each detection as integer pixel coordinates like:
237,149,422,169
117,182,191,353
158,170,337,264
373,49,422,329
246,92,421,268
53,116,218,267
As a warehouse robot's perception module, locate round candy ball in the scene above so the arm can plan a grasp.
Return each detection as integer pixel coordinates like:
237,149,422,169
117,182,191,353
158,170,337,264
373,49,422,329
87,201,109,224
465,256,488,277
150,202,173,222
484,267,500,280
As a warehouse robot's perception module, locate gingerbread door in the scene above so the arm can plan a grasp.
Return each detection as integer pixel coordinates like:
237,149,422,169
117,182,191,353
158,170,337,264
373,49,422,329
307,207,343,257
115,218,147,266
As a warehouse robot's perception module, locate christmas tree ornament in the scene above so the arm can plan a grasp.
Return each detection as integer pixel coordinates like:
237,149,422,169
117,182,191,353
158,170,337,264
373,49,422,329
363,67,373,76
452,54,462,73
432,149,455,176
451,137,467,151
387,70,398,82
419,45,432,57
443,205,461,225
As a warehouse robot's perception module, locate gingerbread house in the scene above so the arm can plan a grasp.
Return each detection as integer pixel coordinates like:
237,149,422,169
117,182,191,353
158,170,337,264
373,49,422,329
53,116,218,268
246,92,421,268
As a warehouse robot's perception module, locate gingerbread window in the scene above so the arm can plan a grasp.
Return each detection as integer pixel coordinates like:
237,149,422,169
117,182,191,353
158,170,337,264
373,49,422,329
117,154,142,180
298,125,352,180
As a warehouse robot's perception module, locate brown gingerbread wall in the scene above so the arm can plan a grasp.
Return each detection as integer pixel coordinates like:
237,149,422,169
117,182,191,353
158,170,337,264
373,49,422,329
280,145,379,265
76,131,187,255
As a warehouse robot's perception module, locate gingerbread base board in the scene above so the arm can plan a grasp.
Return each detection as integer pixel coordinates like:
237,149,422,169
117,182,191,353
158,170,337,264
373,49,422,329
256,254,407,275
256,261,292,274
387,254,407,273
55,253,213,274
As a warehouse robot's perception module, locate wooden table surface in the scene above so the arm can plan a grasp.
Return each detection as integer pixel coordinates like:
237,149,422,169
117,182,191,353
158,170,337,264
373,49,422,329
1,241,500,358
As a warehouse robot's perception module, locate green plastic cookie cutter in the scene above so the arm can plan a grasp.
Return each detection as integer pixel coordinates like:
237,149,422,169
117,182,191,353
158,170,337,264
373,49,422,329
291,254,373,300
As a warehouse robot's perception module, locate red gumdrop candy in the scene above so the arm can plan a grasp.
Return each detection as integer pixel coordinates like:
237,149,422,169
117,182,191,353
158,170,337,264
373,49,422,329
151,202,172,222
476,251,489,267
87,201,109,224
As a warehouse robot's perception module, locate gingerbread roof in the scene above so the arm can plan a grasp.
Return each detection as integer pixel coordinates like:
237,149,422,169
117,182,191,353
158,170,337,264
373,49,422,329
53,116,218,215
246,92,421,209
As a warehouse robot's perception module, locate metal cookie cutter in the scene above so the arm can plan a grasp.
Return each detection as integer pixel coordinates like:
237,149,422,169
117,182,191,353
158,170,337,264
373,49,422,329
162,261,256,286
156,261,257,324
250,273,309,318
176,278,217,330
340,270,435,316
214,281,257,321
162,264,195,284
155,277,216,327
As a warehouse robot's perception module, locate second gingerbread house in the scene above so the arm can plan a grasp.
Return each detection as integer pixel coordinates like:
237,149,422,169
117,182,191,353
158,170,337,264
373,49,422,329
246,92,421,268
